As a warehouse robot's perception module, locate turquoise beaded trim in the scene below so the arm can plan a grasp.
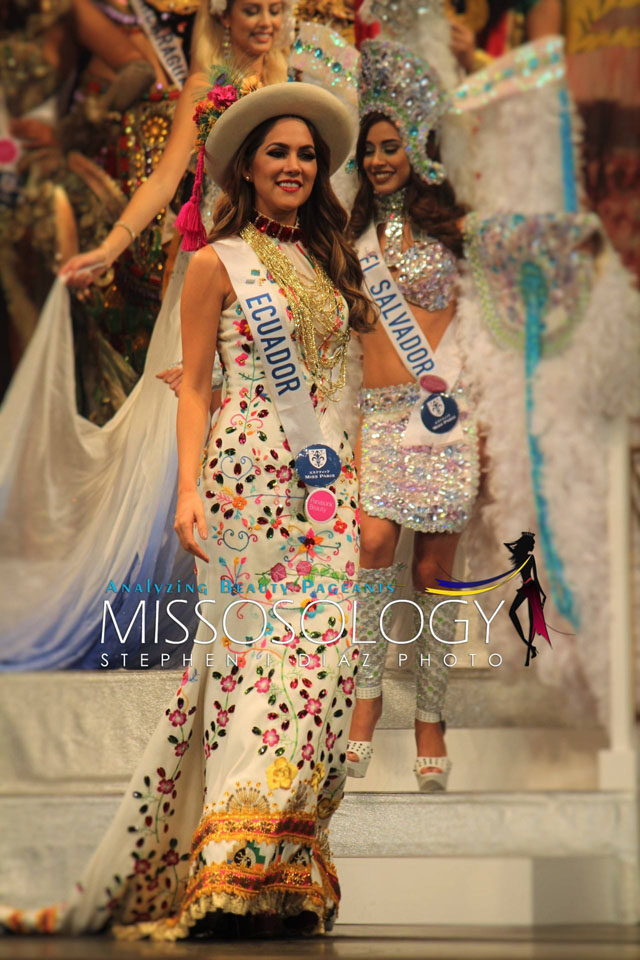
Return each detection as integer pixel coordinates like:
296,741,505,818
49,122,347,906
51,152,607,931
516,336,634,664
463,212,599,357
290,24,359,92
451,36,565,114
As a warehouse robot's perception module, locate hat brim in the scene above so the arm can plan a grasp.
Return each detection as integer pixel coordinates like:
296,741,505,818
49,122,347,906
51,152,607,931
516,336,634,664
204,82,354,186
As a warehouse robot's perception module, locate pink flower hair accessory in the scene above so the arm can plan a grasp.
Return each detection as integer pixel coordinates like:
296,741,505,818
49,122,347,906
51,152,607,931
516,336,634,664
175,67,261,251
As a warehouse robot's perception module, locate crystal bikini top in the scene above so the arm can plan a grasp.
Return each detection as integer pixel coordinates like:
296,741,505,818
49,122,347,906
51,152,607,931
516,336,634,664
374,188,458,312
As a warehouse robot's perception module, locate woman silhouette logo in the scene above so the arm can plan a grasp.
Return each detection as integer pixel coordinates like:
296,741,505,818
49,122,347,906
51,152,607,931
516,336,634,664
505,532,552,666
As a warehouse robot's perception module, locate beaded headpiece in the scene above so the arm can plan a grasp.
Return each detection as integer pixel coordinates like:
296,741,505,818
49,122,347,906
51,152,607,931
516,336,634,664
175,66,261,250
358,39,448,185
359,0,446,38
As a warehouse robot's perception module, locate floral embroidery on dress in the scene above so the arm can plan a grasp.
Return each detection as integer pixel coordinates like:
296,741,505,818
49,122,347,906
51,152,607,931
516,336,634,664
1,239,359,942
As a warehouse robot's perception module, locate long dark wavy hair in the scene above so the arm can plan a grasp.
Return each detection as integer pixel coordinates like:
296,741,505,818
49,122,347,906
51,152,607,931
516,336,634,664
504,533,536,569
210,114,375,333
349,112,467,259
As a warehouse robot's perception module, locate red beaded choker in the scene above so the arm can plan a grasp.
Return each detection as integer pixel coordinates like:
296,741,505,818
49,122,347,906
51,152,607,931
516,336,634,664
252,211,304,243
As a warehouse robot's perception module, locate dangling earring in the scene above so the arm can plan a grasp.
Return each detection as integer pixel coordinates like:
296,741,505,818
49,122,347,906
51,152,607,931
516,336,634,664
222,25,231,57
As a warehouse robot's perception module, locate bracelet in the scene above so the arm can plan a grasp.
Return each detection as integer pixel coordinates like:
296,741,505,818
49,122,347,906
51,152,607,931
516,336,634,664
114,220,137,242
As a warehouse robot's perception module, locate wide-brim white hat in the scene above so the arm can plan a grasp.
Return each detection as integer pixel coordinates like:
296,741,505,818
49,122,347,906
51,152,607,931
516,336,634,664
204,82,354,186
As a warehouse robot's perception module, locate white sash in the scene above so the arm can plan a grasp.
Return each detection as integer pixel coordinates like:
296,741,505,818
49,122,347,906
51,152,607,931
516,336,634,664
130,0,189,89
213,238,331,459
357,222,464,447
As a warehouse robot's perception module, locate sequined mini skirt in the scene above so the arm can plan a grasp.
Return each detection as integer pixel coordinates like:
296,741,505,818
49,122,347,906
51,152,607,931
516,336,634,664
359,381,480,533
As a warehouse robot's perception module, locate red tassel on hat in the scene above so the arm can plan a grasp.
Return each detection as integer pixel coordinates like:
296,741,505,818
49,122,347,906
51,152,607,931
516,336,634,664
175,144,208,251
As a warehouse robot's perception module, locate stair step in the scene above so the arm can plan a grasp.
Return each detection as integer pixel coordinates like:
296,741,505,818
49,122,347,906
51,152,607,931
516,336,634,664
335,857,633,925
345,728,605,793
2,791,636,923
1,672,602,795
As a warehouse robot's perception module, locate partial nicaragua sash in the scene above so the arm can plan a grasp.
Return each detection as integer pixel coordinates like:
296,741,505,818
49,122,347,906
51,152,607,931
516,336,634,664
130,0,188,89
358,222,464,447
213,238,342,524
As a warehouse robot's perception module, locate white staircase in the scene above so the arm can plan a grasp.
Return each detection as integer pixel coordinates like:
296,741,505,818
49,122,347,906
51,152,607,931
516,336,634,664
1,668,637,925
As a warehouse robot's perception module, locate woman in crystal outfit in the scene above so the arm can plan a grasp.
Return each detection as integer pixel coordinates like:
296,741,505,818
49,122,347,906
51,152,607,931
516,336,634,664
3,80,374,939
345,41,481,792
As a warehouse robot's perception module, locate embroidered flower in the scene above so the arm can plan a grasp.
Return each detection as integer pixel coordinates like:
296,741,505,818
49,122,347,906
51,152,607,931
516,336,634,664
310,762,326,793
296,560,312,575
317,795,341,819
174,741,189,757
333,519,347,534
266,756,298,791
255,677,271,693
321,628,339,645
301,596,319,620
270,562,287,582
162,850,180,866
262,729,280,747
341,677,354,696
345,560,355,577
325,730,337,749
235,352,248,367
220,676,236,693
232,495,247,510
301,743,314,760
217,709,230,726
277,465,293,482
298,529,324,558
305,697,322,716
233,316,251,338
303,653,321,670
157,777,175,794
134,859,151,875
168,709,187,727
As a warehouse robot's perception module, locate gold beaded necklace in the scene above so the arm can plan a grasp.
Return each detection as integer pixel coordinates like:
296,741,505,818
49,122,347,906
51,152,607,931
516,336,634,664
240,221,350,399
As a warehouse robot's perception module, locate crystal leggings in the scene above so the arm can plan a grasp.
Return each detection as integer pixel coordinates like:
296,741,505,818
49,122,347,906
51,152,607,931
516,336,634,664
355,566,451,722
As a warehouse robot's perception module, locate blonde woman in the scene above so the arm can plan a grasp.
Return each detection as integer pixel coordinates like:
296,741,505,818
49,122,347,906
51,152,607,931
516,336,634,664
61,0,293,288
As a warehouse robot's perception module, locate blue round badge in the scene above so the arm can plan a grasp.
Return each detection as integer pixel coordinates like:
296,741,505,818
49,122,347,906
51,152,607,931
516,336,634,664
295,444,342,487
421,392,459,434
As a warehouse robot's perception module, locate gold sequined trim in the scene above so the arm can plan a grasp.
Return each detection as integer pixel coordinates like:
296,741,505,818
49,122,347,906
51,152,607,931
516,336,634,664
191,810,317,859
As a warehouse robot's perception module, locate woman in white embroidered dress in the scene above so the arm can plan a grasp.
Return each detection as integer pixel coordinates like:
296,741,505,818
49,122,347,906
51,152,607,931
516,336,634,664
3,80,376,941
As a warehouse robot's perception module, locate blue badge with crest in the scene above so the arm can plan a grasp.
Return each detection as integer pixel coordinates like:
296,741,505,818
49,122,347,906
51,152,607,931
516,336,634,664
295,444,341,487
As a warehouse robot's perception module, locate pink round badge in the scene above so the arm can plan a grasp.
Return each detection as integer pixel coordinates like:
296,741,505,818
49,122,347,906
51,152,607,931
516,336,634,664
0,138,19,166
419,374,447,393
305,488,337,525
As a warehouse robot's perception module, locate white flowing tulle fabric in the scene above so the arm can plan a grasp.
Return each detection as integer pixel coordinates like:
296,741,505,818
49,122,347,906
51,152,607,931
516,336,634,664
1,240,360,938
0,249,192,668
